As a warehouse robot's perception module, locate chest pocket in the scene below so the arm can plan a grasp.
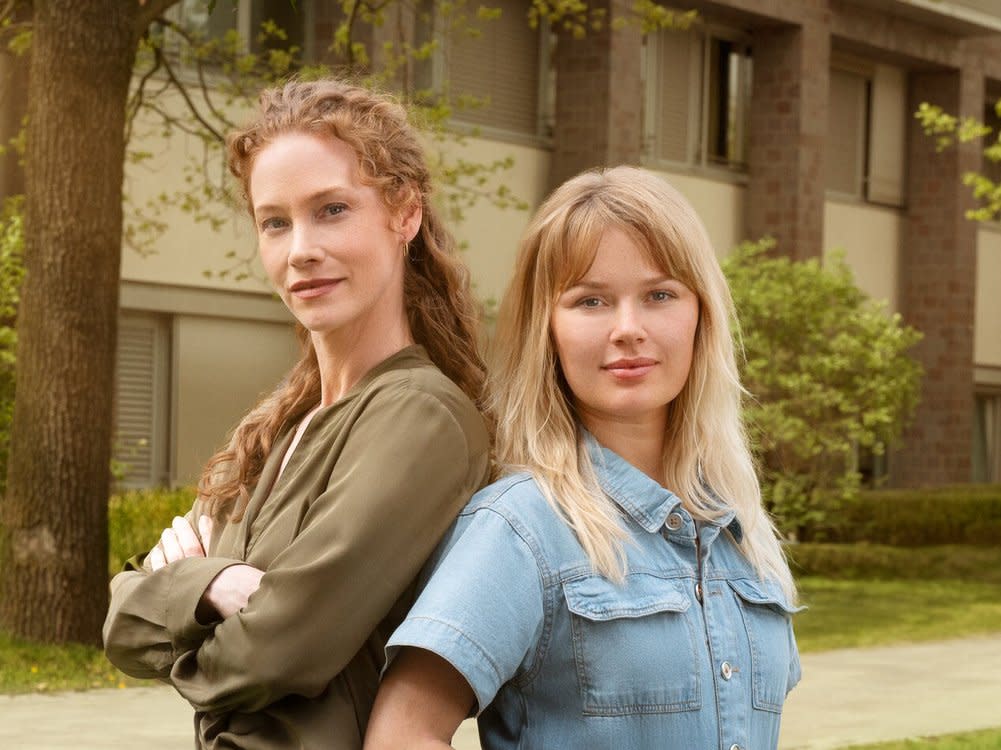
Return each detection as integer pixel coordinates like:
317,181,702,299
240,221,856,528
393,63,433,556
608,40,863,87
563,573,701,716
728,578,801,713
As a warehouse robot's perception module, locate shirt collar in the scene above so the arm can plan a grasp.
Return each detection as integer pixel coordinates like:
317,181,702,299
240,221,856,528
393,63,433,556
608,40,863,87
584,431,743,540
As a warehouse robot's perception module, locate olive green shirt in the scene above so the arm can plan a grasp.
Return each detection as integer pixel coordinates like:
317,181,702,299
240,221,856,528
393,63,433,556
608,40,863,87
103,346,490,749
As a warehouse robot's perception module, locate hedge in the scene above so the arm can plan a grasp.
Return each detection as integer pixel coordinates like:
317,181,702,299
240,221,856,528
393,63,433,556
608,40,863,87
108,487,196,575
787,543,1001,584
798,484,1001,546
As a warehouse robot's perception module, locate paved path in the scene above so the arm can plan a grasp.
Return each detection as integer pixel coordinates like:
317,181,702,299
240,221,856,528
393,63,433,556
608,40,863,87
1,635,998,749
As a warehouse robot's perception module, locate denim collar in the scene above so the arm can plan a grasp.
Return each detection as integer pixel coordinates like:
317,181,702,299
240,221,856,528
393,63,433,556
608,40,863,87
584,431,742,540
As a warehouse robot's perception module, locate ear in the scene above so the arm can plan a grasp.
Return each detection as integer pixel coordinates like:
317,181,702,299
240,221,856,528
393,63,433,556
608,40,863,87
396,199,423,245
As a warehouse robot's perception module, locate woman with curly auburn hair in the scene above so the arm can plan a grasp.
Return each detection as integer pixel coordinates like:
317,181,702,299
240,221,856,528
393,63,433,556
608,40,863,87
366,166,801,750
103,78,490,749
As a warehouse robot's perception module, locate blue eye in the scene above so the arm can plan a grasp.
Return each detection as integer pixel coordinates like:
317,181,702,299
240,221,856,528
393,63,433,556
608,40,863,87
322,203,346,217
577,297,602,308
260,217,288,232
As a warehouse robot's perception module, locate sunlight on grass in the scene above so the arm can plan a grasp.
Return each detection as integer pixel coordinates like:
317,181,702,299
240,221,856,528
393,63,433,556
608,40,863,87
0,631,152,694
795,578,1001,653
844,727,1001,749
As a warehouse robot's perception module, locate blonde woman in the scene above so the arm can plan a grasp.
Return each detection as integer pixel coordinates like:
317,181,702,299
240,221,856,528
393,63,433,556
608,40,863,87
103,79,490,748
365,166,801,750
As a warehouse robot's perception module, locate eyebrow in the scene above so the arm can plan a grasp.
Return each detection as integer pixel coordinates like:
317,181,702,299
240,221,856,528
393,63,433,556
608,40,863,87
253,187,354,218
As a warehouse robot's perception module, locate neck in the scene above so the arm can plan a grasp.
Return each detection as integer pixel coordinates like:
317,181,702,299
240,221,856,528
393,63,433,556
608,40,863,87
579,410,667,483
312,319,414,405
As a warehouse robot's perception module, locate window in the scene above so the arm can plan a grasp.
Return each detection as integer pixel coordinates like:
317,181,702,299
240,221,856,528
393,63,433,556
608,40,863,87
644,25,752,170
168,0,308,58
114,314,171,489
974,392,1001,483
416,0,553,140
826,59,906,205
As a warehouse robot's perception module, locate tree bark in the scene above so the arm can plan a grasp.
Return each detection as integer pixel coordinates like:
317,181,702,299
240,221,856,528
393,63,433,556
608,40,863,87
0,0,142,644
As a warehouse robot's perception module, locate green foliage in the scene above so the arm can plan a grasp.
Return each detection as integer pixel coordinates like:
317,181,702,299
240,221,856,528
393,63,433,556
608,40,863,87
915,98,1001,222
0,197,24,492
724,238,923,536
788,543,1001,584
0,629,148,693
108,487,196,575
799,484,1001,546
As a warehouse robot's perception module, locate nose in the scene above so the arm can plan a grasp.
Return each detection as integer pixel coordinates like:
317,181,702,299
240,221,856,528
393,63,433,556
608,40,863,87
288,223,324,267
610,302,646,344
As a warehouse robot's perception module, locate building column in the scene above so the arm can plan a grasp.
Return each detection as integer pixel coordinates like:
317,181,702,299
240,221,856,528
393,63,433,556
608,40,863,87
746,21,829,260
891,69,981,486
549,0,643,189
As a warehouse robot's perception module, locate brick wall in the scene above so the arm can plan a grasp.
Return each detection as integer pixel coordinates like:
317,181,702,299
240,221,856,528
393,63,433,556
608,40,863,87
891,69,982,485
746,21,829,260
549,0,643,189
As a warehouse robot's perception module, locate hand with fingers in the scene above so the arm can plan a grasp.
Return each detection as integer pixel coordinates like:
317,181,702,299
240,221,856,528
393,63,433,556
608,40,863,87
148,515,215,572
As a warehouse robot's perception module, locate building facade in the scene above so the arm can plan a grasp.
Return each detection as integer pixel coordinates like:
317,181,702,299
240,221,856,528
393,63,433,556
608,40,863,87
116,0,1001,488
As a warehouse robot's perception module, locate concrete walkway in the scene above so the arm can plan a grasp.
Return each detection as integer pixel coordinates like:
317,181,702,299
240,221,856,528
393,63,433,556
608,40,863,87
1,635,998,749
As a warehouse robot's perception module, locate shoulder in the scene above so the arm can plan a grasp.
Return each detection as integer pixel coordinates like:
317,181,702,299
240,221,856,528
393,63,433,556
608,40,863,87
450,472,581,572
354,351,487,448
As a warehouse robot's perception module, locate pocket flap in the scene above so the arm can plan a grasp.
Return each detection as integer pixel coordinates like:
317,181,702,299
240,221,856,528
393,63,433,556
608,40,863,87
728,578,803,614
564,574,690,621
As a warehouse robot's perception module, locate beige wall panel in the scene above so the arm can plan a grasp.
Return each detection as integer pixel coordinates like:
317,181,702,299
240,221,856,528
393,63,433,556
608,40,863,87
976,226,1001,367
435,136,552,305
823,200,902,310
122,89,267,294
652,170,747,257
172,315,298,484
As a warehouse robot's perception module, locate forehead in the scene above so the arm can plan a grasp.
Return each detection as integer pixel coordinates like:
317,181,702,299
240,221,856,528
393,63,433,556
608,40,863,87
576,227,666,279
249,132,364,207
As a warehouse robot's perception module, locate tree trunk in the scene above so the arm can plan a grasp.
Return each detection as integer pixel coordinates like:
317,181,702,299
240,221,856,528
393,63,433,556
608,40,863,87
0,0,140,645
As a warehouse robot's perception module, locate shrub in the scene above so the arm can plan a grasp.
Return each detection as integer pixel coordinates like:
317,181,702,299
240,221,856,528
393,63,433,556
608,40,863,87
788,542,1001,584
0,197,24,493
108,487,196,575
800,484,1001,547
724,239,923,539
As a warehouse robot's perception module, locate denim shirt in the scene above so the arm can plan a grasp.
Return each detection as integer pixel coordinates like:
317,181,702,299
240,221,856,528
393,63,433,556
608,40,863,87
387,437,801,750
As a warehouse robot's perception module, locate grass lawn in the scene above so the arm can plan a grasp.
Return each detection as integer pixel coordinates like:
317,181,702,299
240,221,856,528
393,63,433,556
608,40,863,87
0,630,151,694
3,576,1000,694
845,727,1001,749
794,577,1001,653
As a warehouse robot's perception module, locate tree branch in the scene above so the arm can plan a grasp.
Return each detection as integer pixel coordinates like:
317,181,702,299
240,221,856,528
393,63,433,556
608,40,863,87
134,0,182,38
155,43,227,144
155,15,236,132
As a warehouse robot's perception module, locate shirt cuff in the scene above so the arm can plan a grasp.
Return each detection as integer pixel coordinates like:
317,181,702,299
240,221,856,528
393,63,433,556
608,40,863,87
165,557,245,654
387,615,503,715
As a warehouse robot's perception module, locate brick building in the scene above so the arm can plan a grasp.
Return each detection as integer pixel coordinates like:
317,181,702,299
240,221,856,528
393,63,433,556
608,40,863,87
110,0,1001,488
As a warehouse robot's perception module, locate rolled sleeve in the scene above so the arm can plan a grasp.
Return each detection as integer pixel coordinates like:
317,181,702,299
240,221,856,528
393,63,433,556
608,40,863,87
386,508,545,713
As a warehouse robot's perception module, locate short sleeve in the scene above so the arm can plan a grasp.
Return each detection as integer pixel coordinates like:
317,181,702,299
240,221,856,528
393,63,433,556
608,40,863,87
386,507,545,713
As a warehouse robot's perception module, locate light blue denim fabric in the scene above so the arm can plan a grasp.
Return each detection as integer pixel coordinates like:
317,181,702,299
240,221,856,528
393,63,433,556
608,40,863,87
387,435,801,750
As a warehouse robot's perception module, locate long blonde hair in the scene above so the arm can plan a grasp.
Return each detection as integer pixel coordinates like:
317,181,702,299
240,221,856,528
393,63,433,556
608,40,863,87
200,78,487,521
490,166,795,599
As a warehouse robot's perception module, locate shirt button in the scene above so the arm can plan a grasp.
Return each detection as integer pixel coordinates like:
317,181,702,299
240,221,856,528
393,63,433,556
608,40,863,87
729,745,742,750
665,512,683,531
695,582,703,602
721,661,733,680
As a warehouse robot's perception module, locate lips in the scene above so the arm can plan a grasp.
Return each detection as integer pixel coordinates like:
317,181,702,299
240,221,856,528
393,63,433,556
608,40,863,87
603,357,657,379
289,278,341,299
